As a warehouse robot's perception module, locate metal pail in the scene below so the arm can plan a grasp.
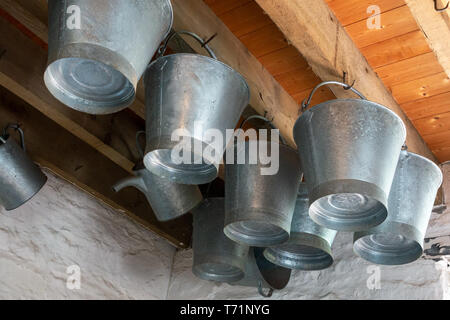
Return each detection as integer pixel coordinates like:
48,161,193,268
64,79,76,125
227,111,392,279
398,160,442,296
192,198,249,283
293,81,406,231
143,32,250,185
264,183,337,270
353,150,442,265
224,140,302,247
45,0,173,114
0,125,47,211
231,248,292,297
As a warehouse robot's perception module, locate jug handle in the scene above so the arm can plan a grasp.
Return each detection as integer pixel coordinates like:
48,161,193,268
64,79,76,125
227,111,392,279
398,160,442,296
301,81,367,111
238,115,288,146
156,30,217,60
258,281,274,298
2,124,26,152
112,176,148,194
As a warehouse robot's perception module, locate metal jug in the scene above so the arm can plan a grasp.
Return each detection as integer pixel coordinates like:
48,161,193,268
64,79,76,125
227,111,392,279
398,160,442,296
293,81,406,231
45,0,173,114
112,132,202,222
192,198,248,283
230,248,292,297
0,124,47,211
353,150,443,265
143,31,250,185
224,139,302,247
264,183,337,270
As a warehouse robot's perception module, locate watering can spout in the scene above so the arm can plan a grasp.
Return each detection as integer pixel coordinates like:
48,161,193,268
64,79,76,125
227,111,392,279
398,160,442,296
112,176,146,194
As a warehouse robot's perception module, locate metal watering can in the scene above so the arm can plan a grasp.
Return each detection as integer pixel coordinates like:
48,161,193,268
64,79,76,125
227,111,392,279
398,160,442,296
353,150,443,265
143,31,250,185
0,124,47,211
112,132,202,222
230,248,292,298
224,117,303,247
45,0,173,114
264,183,337,271
293,81,406,232
192,198,249,283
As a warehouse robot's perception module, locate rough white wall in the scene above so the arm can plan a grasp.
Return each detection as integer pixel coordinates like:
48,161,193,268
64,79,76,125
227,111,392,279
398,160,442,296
167,164,450,300
0,169,175,300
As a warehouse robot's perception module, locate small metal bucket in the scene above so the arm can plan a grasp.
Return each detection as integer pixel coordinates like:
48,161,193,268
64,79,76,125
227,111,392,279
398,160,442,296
143,31,250,185
45,0,173,114
264,183,337,270
353,150,443,265
293,81,406,231
224,140,303,247
192,198,249,283
231,248,292,297
0,125,47,211
112,132,202,222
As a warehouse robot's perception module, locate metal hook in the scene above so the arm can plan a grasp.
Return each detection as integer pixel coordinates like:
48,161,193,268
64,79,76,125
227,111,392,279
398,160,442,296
343,71,356,90
402,143,408,151
434,0,449,11
258,281,273,298
202,33,218,48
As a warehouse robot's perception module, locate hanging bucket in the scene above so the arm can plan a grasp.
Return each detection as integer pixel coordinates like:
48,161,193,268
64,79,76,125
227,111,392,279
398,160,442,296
143,31,250,185
264,183,337,270
353,150,442,265
45,0,173,114
293,81,406,231
224,137,302,247
112,132,202,222
231,248,292,297
192,198,249,283
0,124,47,211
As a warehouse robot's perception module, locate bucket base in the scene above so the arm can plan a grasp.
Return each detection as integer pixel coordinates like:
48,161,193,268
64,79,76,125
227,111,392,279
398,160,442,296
45,57,135,114
263,233,333,271
193,262,245,283
353,222,424,265
224,220,290,247
309,180,388,231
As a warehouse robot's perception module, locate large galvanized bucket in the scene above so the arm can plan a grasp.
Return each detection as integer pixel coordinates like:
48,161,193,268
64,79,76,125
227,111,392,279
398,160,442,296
231,248,292,297
143,32,250,185
192,198,249,283
0,125,47,211
112,132,202,222
224,140,302,247
264,183,338,270
353,150,442,265
293,81,406,231
45,0,173,114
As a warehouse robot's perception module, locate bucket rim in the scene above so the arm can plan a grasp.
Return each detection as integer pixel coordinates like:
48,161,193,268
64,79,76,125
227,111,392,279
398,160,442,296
293,98,407,146
147,53,250,103
401,150,443,186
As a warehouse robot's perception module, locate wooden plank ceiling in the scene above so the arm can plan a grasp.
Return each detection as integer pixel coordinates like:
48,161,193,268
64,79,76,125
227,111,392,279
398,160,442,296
204,0,450,162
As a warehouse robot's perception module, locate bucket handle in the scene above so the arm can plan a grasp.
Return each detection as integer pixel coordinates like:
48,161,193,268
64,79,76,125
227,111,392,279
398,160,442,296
136,131,146,159
2,124,26,152
301,81,367,111
157,30,217,60
258,281,274,298
239,115,288,146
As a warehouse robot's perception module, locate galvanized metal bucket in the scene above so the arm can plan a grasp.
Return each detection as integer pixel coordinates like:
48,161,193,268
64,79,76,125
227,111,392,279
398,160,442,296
264,183,338,270
0,125,47,211
224,140,302,247
143,32,250,185
192,198,249,283
45,0,173,114
112,132,202,222
231,248,292,297
353,150,443,265
293,81,406,231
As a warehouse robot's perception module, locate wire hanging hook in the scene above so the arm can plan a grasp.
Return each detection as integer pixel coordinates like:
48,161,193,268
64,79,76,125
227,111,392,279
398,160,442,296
343,71,356,90
434,0,449,11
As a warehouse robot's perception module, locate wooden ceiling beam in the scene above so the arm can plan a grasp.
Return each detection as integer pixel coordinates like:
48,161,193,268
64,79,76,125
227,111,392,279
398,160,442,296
405,0,450,79
254,0,437,162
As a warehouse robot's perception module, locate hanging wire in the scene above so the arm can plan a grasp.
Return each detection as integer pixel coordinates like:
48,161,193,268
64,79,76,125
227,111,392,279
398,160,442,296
157,30,217,60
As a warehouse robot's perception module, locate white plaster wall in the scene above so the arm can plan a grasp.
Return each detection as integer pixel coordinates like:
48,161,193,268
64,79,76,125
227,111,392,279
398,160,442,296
0,169,175,300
